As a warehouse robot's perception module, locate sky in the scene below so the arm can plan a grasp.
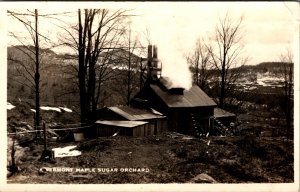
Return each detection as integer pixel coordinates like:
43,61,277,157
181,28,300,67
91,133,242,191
133,2,298,63
3,1,300,89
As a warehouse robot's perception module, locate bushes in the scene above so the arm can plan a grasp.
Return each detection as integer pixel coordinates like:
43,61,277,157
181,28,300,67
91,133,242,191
7,137,28,177
226,157,265,182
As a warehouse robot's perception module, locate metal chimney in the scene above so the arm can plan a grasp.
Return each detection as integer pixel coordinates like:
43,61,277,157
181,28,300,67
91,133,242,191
147,45,162,82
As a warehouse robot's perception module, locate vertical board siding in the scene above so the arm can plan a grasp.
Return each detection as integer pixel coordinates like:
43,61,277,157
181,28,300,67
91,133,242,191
147,124,151,136
150,123,154,135
95,125,119,137
141,124,145,136
95,118,168,137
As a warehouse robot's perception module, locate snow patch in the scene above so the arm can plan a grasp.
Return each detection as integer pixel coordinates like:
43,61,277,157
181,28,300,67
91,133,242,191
256,74,284,87
31,106,72,113
52,146,81,158
248,87,257,91
257,80,267,86
40,106,61,112
7,102,15,110
59,107,72,112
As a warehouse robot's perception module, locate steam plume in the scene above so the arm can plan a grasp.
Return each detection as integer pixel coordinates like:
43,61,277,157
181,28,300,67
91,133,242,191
156,43,192,90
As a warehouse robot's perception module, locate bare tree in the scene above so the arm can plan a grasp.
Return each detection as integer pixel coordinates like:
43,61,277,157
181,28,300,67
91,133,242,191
139,27,152,89
8,9,43,131
207,13,248,109
76,9,129,123
186,38,212,92
8,9,71,127
120,25,145,105
279,49,294,139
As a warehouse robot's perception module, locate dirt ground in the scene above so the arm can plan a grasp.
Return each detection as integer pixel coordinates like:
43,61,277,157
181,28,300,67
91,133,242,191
7,132,293,184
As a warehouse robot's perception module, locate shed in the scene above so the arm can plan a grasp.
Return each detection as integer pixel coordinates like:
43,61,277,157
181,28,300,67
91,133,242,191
95,120,156,137
214,108,236,127
95,105,168,137
96,106,165,120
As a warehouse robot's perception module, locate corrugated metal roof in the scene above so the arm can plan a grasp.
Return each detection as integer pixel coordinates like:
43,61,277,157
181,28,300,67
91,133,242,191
108,106,165,121
95,120,148,128
214,108,236,118
150,84,217,108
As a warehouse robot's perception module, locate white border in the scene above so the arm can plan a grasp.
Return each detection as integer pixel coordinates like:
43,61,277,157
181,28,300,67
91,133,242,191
1,2,299,192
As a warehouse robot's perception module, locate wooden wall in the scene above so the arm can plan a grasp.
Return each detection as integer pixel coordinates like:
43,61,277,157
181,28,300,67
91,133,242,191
95,124,120,137
167,107,215,135
94,118,168,137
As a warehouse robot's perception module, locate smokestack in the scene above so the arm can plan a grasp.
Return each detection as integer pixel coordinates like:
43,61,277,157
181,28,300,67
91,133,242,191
153,45,158,59
147,45,153,61
147,45,162,82
147,45,153,80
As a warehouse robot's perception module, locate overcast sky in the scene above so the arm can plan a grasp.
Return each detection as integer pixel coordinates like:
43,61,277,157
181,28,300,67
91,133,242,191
6,2,299,62
3,1,300,88
133,2,298,64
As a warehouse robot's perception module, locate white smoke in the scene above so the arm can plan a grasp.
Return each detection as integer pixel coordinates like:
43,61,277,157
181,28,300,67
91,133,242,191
156,43,193,90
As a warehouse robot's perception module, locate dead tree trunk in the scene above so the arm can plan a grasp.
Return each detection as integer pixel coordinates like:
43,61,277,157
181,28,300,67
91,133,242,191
34,9,41,131
78,9,88,124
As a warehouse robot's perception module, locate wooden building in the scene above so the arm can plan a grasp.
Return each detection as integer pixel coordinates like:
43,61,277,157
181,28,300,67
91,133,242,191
93,45,235,137
131,78,217,135
129,45,217,136
95,120,153,137
94,106,167,137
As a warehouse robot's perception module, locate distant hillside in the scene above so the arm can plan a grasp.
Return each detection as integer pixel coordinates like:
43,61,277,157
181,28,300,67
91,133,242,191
7,46,78,106
8,45,294,111
9,45,57,55
7,46,145,108
256,62,293,69
239,62,293,75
